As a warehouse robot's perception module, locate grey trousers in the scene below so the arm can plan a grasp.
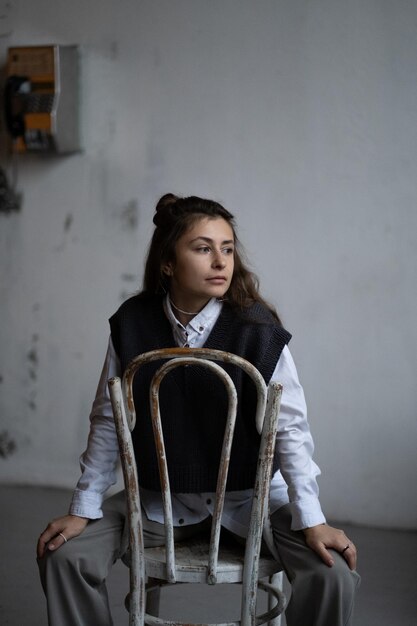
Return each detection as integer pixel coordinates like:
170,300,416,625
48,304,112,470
38,491,360,626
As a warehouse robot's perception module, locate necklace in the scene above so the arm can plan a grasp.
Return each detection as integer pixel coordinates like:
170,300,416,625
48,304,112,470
169,298,200,316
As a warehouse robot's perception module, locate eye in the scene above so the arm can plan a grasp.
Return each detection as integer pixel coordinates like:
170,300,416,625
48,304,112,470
196,246,211,253
222,246,234,255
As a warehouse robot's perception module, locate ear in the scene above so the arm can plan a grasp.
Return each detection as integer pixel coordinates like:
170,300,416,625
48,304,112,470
162,263,173,276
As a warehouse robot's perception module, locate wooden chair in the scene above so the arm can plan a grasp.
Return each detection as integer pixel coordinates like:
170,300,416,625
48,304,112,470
108,347,286,626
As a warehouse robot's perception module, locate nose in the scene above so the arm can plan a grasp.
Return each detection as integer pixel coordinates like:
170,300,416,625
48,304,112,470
212,251,226,269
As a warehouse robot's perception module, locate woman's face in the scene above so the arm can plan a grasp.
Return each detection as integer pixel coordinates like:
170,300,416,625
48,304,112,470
166,217,235,311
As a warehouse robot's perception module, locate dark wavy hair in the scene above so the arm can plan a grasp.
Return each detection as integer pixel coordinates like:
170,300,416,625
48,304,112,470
141,193,281,323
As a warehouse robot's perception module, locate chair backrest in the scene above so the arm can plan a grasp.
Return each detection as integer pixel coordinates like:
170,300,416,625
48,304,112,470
108,347,283,625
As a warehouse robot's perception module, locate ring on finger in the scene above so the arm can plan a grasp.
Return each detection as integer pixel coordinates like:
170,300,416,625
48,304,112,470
59,532,68,543
341,544,350,554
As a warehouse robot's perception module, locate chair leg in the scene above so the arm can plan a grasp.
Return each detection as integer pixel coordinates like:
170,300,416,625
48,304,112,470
146,578,161,618
268,572,283,626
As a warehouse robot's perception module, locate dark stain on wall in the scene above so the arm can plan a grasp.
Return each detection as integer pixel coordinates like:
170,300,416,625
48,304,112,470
121,273,136,282
120,199,138,230
0,430,17,458
119,273,138,301
27,345,38,382
27,334,39,408
64,213,73,232
0,167,22,214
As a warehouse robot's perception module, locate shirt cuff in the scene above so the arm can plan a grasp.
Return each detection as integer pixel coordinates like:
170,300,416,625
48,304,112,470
289,497,326,531
69,488,104,519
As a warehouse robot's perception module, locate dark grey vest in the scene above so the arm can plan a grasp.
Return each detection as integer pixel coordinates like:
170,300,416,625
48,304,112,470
110,294,291,492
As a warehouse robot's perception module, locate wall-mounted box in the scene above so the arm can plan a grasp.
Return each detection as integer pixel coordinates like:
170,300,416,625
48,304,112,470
5,45,82,154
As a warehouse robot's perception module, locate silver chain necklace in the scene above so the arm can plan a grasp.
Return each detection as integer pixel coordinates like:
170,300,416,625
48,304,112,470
169,298,200,316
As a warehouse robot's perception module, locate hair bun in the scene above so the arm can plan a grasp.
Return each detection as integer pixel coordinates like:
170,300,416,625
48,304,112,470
153,193,180,227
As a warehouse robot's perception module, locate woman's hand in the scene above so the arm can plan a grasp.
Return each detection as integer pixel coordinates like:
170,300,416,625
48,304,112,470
37,514,89,558
303,523,357,570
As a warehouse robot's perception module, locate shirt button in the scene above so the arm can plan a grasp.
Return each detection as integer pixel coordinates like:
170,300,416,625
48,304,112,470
178,518,184,525
206,498,212,505
184,343,190,348
199,326,204,332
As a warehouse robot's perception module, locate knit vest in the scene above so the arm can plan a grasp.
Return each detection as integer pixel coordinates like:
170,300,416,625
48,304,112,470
109,294,291,492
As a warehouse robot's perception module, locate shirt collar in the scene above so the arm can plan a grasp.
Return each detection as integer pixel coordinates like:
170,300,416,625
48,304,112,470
164,295,223,335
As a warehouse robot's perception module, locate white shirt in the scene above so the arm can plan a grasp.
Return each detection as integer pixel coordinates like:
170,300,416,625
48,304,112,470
70,297,326,533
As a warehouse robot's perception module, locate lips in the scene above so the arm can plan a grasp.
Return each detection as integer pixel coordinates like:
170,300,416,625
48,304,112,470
207,276,227,283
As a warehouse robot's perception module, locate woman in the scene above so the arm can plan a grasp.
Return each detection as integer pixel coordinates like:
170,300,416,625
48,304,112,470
37,194,360,626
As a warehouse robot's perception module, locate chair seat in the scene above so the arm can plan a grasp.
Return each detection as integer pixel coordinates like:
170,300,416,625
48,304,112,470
144,538,281,583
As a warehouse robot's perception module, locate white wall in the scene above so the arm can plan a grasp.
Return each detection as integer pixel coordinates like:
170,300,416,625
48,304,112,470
0,0,416,529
